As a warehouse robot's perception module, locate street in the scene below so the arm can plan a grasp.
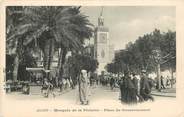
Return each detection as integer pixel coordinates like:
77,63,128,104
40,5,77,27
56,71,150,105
2,85,179,117
4,85,176,104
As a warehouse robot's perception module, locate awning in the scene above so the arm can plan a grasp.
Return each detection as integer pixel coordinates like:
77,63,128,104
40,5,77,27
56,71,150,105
26,67,45,72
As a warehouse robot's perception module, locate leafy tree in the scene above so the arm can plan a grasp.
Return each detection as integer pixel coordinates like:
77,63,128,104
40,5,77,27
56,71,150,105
160,31,176,80
110,29,176,77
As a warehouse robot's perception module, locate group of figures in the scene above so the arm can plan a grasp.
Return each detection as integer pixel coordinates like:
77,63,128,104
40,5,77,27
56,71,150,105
19,69,156,105
119,70,154,104
77,69,155,105
160,75,176,89
38,69,90,104
41,76,75,98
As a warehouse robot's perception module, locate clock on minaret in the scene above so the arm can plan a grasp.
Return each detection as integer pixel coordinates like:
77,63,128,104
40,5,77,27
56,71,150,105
99,33,107,43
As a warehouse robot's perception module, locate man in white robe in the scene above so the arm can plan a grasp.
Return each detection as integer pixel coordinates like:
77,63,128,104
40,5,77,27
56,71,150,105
79,69,89,105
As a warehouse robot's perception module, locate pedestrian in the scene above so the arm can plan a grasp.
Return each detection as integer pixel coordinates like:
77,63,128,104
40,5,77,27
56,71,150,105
110,77,115,90
78,69,89,105
166,76,171,88
62,60,70,89
66,78,71,89
62,78,67,90
120,71,137,104
161,76,166,89
69,77,74,89
41,78,55,98
22,82,30,95
90,75,93,86
132,73,144,102
126,72,137,104
120,73,126,103
140,70,154,101
58,79,63,92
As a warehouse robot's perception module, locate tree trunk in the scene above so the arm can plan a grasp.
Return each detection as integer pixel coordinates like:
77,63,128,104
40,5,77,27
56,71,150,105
57,48,62,70
12,38,22,82
43,39,55,79
57,48,63,80
58,48,67,79
61,48,67,65
170,67,174,88
12,55,19,81
157,63,161,91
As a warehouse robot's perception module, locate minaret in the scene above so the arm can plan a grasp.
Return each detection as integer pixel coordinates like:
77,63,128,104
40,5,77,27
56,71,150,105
94,7,110,74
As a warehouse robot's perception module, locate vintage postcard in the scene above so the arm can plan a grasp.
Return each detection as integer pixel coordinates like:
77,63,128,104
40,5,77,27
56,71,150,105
0,0,184,117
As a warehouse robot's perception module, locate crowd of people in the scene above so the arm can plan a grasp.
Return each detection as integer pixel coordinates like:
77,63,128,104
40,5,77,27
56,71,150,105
8,68,175,105
97,70,155,104
98,70,176,104
77,69,156,105
119,70,154,104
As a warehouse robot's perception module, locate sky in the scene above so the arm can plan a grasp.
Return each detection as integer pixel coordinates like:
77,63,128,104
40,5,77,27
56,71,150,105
81,6,176,50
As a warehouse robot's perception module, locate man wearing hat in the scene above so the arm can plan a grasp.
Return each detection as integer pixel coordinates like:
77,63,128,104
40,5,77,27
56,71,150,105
120,70,135,104
79,69,89,105
132,73,144,102
140,70,154,101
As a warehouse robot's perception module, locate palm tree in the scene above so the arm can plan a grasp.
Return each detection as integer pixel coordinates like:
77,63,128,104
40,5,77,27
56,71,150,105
6,6,25,81
7,6,93,80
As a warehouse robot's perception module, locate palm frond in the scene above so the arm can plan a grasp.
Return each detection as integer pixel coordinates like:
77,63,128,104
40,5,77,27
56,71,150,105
62,28,83,50
23,24,49,46
6,23,35,42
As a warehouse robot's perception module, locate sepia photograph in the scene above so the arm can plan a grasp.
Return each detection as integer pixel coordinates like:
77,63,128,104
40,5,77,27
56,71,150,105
5,5,176,103
1,2,183,117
